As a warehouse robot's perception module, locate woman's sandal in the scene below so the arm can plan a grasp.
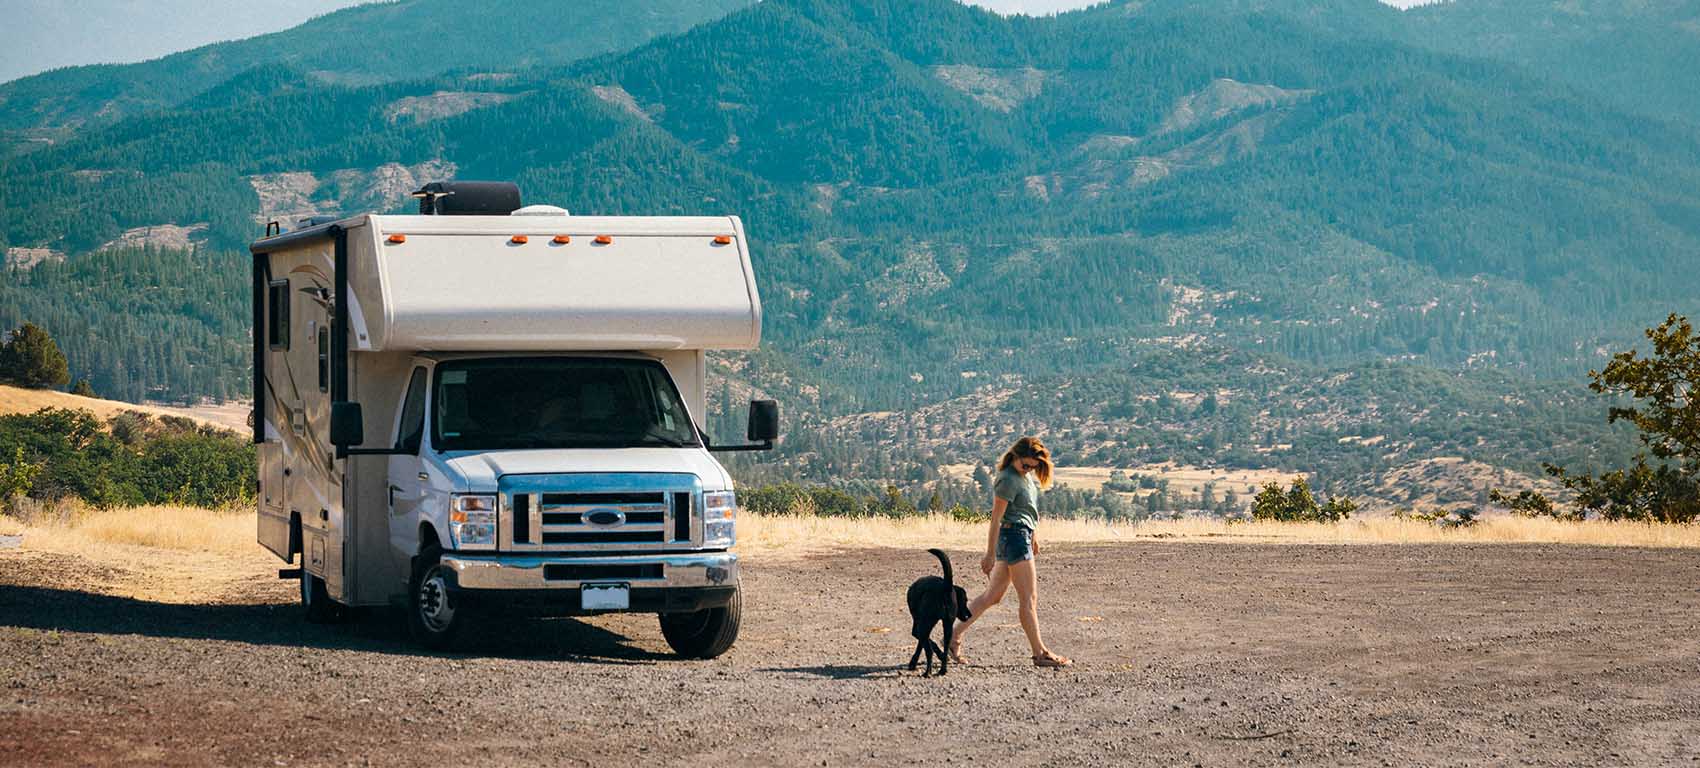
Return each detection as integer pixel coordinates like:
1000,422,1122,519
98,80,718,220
1032,652,1073,668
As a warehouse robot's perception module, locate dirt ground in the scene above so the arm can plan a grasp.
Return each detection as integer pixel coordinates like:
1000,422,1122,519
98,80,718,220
3,542,1699,767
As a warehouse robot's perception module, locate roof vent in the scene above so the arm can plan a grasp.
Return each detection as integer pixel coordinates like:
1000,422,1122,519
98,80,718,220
512,204,571,216
411,181,522,216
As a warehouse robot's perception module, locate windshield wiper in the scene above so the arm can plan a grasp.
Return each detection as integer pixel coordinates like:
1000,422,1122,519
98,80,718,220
634,435,694,448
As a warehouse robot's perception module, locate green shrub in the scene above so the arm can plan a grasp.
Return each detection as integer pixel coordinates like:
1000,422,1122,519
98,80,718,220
0,406,253,508
1250,477,1355,523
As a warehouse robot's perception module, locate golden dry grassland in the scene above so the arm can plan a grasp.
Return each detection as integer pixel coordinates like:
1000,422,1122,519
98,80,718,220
6,505,1699,598
0,383,249,433
0,501,271,603
941,462,1301,498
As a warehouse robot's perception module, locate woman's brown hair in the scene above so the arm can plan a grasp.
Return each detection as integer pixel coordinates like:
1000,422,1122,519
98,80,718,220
998,436,1054,488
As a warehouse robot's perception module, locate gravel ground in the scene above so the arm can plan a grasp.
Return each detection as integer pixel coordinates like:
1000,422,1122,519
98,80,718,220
3,542,1700,766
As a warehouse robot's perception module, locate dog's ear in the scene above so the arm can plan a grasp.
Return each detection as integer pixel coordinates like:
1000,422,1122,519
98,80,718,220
954,586,972,620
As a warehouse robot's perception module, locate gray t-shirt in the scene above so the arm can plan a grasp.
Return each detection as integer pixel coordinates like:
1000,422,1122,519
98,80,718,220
994,466,1039,530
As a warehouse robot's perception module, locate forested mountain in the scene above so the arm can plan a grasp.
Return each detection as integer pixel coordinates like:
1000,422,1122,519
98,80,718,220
1401,0,1700,124
3,0,1697,506
0,0,751,149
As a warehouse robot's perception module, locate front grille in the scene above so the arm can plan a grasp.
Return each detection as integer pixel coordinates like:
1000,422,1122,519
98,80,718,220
542,530,666,545
541,492,664,505
511,493,530,544
501,478,699,551
672,492,691,542
544,563,665,581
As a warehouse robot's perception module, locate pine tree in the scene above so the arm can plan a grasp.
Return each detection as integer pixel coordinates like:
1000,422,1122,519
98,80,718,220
0,323,70,389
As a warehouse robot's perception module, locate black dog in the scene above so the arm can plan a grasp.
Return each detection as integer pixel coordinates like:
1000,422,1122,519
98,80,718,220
906,548,973,676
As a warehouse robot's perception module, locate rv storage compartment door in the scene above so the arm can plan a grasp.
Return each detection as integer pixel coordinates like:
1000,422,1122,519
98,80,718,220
257,439,290,560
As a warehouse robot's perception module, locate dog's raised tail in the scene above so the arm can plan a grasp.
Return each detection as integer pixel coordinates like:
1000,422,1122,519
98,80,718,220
927,547,953,584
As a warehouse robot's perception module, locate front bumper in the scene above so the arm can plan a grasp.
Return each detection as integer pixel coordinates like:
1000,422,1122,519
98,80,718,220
441,551,738,591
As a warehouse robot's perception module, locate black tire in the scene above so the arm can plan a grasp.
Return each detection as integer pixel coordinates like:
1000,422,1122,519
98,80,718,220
407,545,466,650
300,567,345,624
659,585,741,659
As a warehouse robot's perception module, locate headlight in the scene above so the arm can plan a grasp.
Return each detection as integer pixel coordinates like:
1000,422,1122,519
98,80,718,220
449,494,497,550
703,490,736,548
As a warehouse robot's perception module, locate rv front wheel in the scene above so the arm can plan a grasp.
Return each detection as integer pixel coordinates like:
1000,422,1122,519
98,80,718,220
407,544,466,649
659,585,741,659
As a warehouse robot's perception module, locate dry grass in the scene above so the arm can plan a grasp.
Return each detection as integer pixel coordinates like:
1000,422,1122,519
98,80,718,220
8,503,1699,595
6,498,252,555
1,501,269,603
740,513,1700,556
940,462,1301,497
0,383,247,433
11,503,1700,557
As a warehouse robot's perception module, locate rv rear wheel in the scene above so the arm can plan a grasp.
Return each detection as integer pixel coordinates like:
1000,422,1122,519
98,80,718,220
407,544,466,650
659,585,741,659
299,568,345,624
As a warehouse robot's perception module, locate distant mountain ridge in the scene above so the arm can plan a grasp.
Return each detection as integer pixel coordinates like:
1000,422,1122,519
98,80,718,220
0,0,751,148
0,0,1695,503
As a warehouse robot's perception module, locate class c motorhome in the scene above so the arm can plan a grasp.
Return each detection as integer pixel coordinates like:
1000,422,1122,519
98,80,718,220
249,181,776,655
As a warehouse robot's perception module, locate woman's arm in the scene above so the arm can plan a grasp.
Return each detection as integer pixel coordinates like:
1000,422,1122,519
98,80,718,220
983,497,1008,575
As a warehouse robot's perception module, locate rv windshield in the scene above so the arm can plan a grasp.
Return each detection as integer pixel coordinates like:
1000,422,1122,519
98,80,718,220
431,358,701,451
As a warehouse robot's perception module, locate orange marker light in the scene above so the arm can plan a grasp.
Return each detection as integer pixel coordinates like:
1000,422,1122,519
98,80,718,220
552,235,571,244
510,235,529,244
387,234,407,244
713,235,733,245
594,235,613,245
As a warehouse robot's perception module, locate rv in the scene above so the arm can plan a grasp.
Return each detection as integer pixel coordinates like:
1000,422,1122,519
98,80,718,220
248,181,776,655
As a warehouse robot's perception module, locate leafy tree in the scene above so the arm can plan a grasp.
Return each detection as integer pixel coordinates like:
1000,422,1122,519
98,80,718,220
0,323,70,389
1510,314,1700,523
1487,488,1578,522
1319,495,1357,523
1592,314,1700,467
69,379,95,397
1252,477,1354,523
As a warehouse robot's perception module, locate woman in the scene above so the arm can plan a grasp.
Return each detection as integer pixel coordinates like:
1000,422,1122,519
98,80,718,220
949,436,1073,668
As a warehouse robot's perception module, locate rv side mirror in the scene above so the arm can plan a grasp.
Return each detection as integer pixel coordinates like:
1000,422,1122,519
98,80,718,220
747,399,779,443
330,401,365,447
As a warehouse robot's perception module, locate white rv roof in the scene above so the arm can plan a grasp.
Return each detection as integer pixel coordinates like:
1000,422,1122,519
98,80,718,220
264,214,762,353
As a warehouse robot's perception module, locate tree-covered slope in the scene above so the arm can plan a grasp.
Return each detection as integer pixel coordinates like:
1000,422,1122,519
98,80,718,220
1401,0,1700,124
1,0,1697,501
0,0,751,149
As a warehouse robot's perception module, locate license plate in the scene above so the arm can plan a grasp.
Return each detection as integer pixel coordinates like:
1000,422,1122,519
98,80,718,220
581,583,630,611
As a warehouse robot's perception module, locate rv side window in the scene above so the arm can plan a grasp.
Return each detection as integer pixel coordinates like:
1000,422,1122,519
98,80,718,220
267,280,290,350
316,327,329,392
396,367,428,454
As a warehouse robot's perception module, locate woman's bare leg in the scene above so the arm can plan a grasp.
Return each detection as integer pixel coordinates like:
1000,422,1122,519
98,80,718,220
950,562,1009,658
1008,559,1055,658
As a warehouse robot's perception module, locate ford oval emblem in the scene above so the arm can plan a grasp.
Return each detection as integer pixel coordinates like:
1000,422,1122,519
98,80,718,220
585,508,625,527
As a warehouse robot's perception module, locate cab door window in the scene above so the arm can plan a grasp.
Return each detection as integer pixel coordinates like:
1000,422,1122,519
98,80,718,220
395,367,428,454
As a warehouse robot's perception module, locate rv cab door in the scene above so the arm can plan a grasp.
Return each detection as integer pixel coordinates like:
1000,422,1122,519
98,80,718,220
387,365,432,557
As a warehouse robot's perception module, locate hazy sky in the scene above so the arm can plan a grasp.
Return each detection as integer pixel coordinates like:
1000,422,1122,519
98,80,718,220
0,0,1443,85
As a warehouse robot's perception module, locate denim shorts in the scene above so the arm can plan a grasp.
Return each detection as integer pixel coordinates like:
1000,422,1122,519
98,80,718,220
996,525,1034,563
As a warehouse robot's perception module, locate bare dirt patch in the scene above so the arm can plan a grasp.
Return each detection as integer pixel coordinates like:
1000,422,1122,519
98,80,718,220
3,536,1698,766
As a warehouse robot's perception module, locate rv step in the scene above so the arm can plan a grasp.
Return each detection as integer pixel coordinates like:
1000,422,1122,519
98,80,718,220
278,568,302,580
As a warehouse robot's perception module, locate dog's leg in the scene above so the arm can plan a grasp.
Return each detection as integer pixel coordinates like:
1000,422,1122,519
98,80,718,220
909,639,925,671
940,618,954,676
925,638,944,677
